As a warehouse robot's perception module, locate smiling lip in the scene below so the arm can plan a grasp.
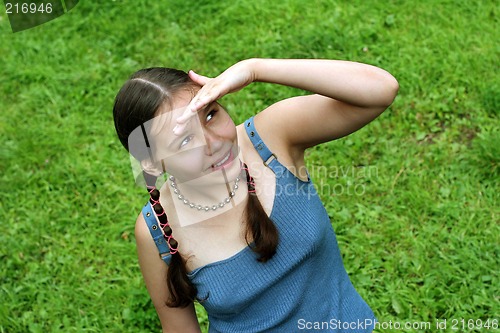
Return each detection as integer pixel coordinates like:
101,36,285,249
211,150,234,171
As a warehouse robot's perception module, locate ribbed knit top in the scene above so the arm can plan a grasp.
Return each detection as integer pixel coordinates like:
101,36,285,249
184,116,376,332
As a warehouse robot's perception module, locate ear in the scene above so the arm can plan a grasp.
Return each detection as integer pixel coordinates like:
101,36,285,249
140,159,163,176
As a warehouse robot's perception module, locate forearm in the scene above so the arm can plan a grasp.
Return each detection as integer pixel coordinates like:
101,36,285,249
248,58,399,108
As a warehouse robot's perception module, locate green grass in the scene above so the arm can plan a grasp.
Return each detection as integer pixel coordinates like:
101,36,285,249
1,1,498,332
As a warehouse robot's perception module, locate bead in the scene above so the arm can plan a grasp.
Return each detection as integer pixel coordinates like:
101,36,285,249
163,225,172,236
166,169,245,212
150,189,160,200
169,238,178,249
153,204,163,214
158,213,168,224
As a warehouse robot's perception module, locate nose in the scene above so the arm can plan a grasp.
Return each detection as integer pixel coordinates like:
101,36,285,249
203,128,223,156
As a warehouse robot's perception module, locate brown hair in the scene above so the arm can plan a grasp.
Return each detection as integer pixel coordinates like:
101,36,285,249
113,68,278,307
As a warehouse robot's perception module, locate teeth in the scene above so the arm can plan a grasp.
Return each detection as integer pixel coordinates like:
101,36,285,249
214,152,230,168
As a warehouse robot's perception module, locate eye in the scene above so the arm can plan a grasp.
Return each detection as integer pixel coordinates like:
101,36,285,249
179,135,194,148
206,109,218,123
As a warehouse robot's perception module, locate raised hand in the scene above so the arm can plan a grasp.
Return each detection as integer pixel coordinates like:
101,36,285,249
173,60,255,134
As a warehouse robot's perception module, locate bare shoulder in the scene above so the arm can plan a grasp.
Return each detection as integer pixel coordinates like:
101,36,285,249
135,212,149,242
134,211,201,333
253,100,307,164
236,110,308,181
135,211,160,257
254,94,388,152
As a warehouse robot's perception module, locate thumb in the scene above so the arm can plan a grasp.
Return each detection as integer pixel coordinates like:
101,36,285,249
188,70,210,86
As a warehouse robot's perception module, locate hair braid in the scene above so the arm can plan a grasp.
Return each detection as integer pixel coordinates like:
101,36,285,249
144,172,197,308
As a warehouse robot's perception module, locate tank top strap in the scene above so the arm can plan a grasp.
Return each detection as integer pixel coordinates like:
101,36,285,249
243,116,281,173
141,202,172,265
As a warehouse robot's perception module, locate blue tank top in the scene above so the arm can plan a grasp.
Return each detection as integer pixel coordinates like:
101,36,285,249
142,116,376,332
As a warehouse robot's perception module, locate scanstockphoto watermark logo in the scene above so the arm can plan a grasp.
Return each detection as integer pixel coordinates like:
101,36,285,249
298,317,500,331
307,164,378,197
4,0,79,32
133,163,379,200
268,164,378,199
129,157,379,201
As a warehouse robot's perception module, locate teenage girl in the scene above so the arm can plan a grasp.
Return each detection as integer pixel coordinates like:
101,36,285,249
113,58,398,332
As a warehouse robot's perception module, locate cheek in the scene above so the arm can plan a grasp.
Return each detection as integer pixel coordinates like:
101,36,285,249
217,114,237,140
162,146,206,181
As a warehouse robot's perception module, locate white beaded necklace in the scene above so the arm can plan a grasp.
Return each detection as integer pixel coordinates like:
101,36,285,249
169,175,241,212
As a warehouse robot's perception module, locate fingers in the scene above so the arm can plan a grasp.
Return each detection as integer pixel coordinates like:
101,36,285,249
172,107,194,135
188,70,210,86
174,97,205,127
174,71,213,126
173,69,227,134
173,96,212,134
174,86,220,129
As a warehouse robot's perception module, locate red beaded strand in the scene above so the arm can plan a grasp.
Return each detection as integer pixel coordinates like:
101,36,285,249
242,163,256,193
147,186,178,255
146,165,255,256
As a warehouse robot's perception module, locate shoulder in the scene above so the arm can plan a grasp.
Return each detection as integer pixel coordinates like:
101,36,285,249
134,210,169,306
135,210,151,245
135,210,162,264
237,109,308,181
134,211,202,332
135,211,146,234
252,95,332,152
252,93,388,152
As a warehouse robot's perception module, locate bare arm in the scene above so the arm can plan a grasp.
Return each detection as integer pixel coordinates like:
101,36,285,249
250,58,399,150
175,58,398,151
252,58,398,108
135,214,201,333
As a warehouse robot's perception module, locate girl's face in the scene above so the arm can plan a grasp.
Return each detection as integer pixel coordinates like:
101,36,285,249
146,89,240,184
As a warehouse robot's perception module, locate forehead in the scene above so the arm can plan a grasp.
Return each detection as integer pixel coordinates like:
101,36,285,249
171,88,198,110
149,89,197,135
127,88,202,160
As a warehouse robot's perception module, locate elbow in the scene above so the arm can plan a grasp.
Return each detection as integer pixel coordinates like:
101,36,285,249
377,74,399,108
388,75,399,104
385,72,399,105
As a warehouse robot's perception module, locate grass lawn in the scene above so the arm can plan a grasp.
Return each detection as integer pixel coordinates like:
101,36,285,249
0,1,498,332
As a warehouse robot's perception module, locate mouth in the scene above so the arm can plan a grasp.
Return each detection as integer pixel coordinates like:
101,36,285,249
210,149,235,171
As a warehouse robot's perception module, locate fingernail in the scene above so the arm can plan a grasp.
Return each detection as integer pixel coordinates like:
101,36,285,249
173,124,180,135
174,123,188,135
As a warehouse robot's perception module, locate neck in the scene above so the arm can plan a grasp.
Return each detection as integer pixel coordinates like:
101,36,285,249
161,165,248,227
